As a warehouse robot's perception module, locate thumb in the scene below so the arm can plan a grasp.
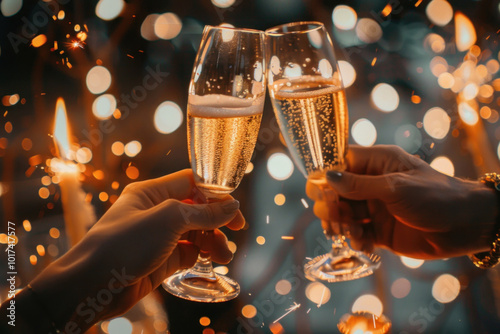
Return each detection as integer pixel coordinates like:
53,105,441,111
169,199,240,233
326,170,397,201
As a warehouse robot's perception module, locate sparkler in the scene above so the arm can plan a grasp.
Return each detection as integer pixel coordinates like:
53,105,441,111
273,302,301,324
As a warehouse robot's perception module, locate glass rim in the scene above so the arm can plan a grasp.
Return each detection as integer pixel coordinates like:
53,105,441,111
265,21,325,36
204,25,264,35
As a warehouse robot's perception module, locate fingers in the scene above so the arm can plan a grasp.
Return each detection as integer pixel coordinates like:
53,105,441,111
153,198,240,234
326,170,398,202
347,145,424,175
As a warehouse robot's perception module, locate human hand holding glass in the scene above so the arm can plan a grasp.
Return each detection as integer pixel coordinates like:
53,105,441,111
163,25,266,302
265,22,380,282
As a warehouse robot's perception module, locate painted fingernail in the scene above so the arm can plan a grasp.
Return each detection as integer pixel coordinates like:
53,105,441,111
326,171,343,182
222,200,240,214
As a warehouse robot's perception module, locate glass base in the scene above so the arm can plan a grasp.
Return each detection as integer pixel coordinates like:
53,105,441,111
304,246,381,282
163,269,240,303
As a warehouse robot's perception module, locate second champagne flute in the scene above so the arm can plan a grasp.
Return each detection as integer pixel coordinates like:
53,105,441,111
266,22,380,282
163,25,266,302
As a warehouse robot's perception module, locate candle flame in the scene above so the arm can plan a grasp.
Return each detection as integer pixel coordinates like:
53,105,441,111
53,98,72,160
455,12,476,52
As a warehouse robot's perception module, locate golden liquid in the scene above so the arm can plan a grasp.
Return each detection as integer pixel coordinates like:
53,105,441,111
187,105,262,197
271,80,348,177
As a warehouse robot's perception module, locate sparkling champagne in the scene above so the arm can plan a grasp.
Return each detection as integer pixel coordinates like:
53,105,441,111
188,94,264,197
270,78,348,178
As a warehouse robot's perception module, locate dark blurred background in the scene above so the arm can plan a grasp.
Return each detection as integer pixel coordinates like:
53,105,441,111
1,0,500,333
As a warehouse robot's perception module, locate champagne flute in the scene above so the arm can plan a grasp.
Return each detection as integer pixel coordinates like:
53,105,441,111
265,22,380,282
163,25,266,302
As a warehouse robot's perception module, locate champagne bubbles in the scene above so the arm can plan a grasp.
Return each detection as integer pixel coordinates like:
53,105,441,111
154,101,184,134
352,118,377,147
194,64,202,83
267,152,294,180
430,156,454,176
332,5,357,30
423,107,451,140
318,59,333,79
426,0,453,27
308,30,323,48
432,274,460,303
86,66,112,95
371,83,399,112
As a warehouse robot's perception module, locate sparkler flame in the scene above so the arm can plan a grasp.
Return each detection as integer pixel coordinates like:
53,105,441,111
53,98,72,160
455,12,476,52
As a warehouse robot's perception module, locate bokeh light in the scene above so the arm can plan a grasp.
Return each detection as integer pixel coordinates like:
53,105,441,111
430,156,455,176
423,107,451,140
49,228,60,239
32,35,47,48
141,14,160,41
391,278,411,299
458,102,479,125
241,305,257,318
267,152,294,180
111,141,125,156
108,317,133,334
199,316,211,326
124,140,142,157
275,279,292,295
355,18,382,44
76,147,92,164
424,33,446,54
437,72,455,89
426,0,453,26
256,236,266,245
332,5,357,30
23,220,31,232
96,0,124,21
86,66,112,95
394,124,422,154
92,94,116,120
1,0,22,17
212,0,236,8
305,282,331,305
338,60,356,88
352,118,377,147
351,294,383,317
154,12,182,40
371,83,399,112
154,101,183,134
126,166,139,179
432,274,460,303
400,256,424,269
274,193,286,206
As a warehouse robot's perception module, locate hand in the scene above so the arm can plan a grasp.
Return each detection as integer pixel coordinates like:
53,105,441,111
29,169,244,332
306,145,497,260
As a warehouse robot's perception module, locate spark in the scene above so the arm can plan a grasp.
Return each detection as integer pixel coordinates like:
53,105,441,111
301,198,309,208
281,236,294,240
373,313,377,328
273,302,301,323
166,149,172,156
415,0,422,7
266,215,269,224
317,286,326,308
127,54,134,59
371,57,377,66
70,40,84,49
307,308,311,314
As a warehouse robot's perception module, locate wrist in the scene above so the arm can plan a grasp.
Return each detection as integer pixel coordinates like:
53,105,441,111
465,180,498,254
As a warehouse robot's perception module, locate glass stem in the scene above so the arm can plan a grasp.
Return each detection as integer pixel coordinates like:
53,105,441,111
188,250,216,279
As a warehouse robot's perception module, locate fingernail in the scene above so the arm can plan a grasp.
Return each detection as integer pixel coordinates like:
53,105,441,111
326,171,343,182
222,200,240,214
